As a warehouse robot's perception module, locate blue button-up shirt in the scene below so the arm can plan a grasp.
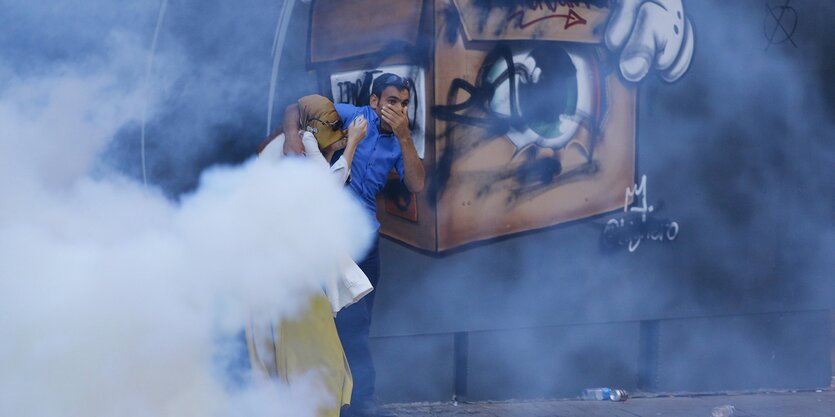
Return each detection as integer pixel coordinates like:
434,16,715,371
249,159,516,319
335,103,405,231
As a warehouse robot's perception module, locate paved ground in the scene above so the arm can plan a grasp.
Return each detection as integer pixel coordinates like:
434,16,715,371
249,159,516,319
384,389,835,417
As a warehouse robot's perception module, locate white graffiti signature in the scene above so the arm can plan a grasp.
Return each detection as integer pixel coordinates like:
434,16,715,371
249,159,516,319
605,175,679,252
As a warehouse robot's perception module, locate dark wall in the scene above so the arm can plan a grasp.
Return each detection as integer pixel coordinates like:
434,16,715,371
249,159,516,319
366,0,835,401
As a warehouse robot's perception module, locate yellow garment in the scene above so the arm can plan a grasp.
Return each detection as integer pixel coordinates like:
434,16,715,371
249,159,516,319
246,295,352,417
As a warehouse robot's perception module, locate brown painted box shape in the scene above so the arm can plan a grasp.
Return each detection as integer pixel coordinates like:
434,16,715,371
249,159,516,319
309,0,635,252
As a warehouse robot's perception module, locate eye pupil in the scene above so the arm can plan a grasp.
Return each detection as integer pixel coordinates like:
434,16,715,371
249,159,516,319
519,46,577,134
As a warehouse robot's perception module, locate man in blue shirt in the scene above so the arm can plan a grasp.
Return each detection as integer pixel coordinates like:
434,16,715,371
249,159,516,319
283,74,425,417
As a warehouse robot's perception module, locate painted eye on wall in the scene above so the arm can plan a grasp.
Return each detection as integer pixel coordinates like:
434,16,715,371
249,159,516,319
485,44,599,150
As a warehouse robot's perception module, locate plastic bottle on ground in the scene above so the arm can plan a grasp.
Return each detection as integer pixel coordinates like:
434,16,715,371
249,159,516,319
581,388,612,400
711,405,735,417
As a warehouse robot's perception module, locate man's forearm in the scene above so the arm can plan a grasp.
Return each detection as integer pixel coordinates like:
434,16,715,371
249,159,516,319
282,103,304,155
398,135,425,193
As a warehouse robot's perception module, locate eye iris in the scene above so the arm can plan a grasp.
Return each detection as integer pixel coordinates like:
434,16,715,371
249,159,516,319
519,46,577,139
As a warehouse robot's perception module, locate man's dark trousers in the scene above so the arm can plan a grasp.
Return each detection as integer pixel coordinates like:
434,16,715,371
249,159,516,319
335,238,380,406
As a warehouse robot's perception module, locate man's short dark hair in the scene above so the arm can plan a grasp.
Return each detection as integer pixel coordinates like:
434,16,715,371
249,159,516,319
371,73,412,98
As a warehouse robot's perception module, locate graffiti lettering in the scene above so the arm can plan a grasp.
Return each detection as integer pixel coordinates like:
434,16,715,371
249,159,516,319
602,175,679,252
508,7,587,30
467,0,603,39
335,70,379,106
474,0,596,10
764,0,798,48
525,0,593,10
336,80,361,105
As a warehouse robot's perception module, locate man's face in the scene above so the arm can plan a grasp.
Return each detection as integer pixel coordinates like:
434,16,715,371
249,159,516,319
370,86,410,132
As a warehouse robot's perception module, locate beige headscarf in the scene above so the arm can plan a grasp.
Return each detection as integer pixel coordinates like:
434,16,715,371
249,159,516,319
298,95,344,150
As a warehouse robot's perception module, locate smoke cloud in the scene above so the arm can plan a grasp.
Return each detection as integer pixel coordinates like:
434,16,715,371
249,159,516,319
0,1,371,416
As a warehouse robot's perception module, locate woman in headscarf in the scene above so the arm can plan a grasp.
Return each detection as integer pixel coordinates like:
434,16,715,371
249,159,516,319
249,95,370,417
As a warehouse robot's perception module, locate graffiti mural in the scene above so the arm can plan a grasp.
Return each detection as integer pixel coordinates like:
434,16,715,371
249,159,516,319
306,0,694,251
427,1,627,250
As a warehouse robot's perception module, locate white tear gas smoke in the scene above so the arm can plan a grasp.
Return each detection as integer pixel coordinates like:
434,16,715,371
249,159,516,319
89,0,317,197
0,2,372,417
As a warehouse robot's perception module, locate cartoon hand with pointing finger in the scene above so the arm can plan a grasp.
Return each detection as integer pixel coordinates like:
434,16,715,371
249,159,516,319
605,0,695,82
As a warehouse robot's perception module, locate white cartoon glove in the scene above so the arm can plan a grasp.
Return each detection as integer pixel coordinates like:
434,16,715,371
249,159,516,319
605,0,694,82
